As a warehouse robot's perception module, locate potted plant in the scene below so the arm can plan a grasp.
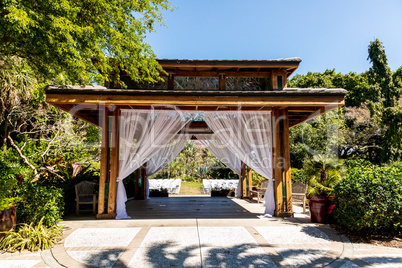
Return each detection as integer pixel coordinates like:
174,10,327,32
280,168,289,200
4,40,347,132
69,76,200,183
0,157,21,235
304,154,345,223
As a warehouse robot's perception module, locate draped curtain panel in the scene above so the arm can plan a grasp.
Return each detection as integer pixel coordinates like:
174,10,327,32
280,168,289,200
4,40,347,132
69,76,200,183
146,135,190,176
145,135,190,199
116,110,193,219
203,111,275,216
196,134,241,175
197,133,243,198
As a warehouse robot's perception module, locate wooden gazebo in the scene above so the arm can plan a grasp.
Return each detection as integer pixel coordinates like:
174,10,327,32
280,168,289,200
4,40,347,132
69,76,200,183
45,58,347,219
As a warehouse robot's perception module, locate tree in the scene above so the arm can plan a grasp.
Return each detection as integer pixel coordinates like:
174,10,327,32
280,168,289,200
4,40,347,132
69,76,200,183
0,0,172,84
342,105,382,162
366,39,402,162
367,39,400,108
289,110,346,169
0,56,36,148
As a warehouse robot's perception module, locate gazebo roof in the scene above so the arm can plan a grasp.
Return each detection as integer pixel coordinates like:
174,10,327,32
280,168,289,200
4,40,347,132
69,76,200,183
44,57,347,128
45,85,347,128
156,57,302,78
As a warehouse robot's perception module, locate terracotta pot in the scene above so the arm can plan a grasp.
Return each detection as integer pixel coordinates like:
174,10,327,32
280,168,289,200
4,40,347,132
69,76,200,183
308,196,334,223
0,205,17,238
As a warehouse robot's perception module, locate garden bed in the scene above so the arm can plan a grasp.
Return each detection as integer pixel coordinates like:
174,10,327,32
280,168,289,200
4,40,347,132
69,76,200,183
211,190,235,197
149,191,168,197
332,225,402,248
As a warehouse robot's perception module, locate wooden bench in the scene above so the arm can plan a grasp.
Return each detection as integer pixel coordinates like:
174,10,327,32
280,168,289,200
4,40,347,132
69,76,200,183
75,181,98,215
249,180,269,203
292,181,308,214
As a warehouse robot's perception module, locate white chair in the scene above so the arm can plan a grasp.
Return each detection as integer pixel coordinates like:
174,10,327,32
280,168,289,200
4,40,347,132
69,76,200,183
249,180,268,203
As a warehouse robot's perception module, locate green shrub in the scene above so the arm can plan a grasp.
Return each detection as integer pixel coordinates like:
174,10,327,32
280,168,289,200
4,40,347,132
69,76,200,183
252,170,265,186
344,158,374,169
291,168,307,184
0,217,63,252
13,182,64,227
0,152,22,211
38,162,99,216
333,166,402,231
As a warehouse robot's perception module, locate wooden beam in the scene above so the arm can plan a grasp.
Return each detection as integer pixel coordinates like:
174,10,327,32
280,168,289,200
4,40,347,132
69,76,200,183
97,105,109,217
241,162,247,198
46,93,345,107
247,166,252,197
107,106,119,217
289,105,341,128
53,104,100,126
160,63,300,69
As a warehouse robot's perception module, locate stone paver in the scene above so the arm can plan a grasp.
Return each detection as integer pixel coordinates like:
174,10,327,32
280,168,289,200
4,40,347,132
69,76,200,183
1,197,402,267
0,251,48,268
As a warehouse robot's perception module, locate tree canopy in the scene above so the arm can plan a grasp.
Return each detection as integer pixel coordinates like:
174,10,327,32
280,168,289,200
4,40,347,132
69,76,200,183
0,0,172,84
289,39,402,165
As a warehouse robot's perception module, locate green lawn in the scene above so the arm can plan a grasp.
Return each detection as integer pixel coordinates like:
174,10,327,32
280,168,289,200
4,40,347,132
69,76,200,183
178,181,206,195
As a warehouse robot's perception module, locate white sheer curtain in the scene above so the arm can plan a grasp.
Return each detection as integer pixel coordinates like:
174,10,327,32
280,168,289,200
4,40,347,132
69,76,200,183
116,110,193,219
147,135,190,176
196,134,242,198
203,111,275,216
196,134,241,175
145,134,190,198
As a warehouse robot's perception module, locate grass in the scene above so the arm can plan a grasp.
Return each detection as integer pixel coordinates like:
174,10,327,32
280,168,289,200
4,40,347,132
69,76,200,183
178,181,206,195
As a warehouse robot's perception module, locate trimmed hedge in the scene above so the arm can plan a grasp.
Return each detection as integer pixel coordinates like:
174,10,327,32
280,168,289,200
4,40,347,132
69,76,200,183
333,166,402,231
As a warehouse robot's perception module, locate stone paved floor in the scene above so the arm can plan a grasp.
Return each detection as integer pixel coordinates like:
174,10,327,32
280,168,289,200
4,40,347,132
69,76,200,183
0,197,401,267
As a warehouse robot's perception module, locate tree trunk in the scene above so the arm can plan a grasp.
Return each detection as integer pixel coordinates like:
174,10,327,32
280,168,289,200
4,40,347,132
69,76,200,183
2,118,8,150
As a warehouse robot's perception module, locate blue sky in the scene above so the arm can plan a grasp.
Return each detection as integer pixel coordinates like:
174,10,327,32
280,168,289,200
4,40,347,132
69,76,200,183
146,0,402,77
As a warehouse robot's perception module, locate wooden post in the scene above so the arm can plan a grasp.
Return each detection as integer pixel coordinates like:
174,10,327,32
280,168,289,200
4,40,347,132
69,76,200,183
271,71,278,90
134,169,140,200
282,109,293,213
247,166,252,197
97,105,109,217
219,74,226,90
108,106,119,217
168,74,175,89
282,70,288,89
241,162,247,198
272,108,283,215
273,108,293,217
141,163,147,200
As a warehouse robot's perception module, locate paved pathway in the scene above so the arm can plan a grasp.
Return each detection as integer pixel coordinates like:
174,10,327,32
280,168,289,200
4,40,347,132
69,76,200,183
1,197,401,267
